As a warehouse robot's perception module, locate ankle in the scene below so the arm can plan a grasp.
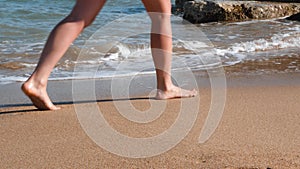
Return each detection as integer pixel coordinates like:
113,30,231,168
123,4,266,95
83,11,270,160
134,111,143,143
25,76,47,89
157,81,175,92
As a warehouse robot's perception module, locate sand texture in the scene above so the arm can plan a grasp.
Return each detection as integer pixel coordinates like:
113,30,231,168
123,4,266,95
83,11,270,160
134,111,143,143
0,74,300,168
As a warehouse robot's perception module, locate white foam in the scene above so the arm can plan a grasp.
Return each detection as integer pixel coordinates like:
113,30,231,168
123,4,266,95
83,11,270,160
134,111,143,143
0,75,27,84
215,31,300,61
20,63,37,67
226,17,287,25
180,40,212,49
0,41,44,54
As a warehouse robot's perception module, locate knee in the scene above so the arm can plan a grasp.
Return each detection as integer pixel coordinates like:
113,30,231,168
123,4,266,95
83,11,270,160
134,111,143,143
149,13,171,24
83,17,96,28
63,15,95,28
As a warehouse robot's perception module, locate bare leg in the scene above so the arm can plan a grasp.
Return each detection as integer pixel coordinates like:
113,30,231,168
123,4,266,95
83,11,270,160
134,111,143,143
22,0,106,110
141,0,197,99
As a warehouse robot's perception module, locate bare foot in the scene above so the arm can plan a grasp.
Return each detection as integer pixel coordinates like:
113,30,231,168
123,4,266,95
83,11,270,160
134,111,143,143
21,81,60,110
155,85,197,100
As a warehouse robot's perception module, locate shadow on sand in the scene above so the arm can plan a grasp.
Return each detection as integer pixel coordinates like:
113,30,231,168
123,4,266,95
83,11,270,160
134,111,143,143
0,97,154,115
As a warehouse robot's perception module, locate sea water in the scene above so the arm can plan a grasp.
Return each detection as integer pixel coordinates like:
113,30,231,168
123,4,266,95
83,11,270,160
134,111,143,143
0,0,299,84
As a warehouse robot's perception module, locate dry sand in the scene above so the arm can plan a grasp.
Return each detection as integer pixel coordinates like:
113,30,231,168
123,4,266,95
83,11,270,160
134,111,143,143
0,73,300,168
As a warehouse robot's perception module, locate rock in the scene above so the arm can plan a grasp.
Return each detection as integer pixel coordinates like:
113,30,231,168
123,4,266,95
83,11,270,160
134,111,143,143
175,0,188,9
175,0,300,7
174,0,194,15
286,12,300,20
236,0,300,3
256,0,300,2
182,0,300,23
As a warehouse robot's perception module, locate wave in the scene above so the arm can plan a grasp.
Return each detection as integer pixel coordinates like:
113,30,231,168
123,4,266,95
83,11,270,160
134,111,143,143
215,27,300,65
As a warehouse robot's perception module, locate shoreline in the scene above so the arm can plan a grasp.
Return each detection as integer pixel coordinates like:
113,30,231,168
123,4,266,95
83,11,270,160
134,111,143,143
1,72,300,109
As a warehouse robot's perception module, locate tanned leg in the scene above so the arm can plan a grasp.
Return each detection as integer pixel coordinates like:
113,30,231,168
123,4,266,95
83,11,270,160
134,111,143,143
22,0,106,110
141,0,197,99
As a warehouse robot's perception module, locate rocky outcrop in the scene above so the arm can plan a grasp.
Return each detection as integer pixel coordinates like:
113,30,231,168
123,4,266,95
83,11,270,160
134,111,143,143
236,0,300,2
175,0,191,9
176,0,300,9
181,1,300,23
253,0,300,2
174,0,300,10
286,12,300,20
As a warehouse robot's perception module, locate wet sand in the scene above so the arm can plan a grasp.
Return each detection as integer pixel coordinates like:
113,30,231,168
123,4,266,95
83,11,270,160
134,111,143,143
0,73,300,168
